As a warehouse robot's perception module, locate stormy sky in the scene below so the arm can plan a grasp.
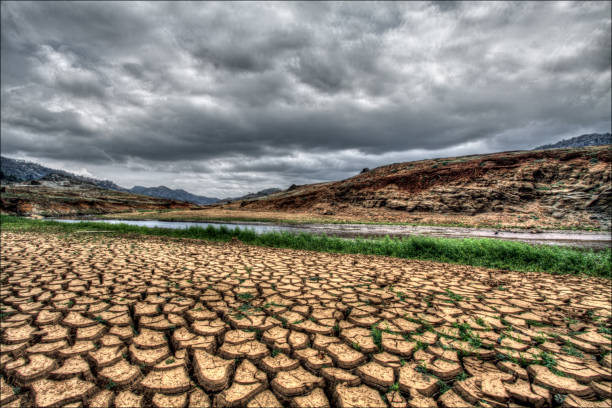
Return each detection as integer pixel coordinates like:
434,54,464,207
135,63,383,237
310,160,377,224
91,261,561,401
1,1,610,197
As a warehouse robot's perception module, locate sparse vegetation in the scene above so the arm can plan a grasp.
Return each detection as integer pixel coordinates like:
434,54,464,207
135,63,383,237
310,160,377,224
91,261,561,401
1,226,609,407
237,293,253,301
444,289,464,302
371,325,383,351
2,216,609,277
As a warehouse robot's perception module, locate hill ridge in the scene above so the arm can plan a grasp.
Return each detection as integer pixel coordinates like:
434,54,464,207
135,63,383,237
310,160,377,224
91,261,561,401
0,156,220,205
228,145,611,229
534,132,611,150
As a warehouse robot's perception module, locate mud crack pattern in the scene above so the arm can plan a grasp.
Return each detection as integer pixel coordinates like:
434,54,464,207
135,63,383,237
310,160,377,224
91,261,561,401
1,231,611,407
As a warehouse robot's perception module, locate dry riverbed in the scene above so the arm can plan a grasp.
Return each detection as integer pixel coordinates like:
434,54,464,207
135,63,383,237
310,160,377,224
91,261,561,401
1,231,611,407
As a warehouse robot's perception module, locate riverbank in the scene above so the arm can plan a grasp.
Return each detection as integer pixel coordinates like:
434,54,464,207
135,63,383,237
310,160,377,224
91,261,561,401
50,217,612,249
100,207,608,231
2,215,609,277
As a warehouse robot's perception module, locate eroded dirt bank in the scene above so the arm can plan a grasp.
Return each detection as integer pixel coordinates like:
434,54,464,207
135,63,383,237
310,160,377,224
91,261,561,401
232,145,612,230
1,231,610,407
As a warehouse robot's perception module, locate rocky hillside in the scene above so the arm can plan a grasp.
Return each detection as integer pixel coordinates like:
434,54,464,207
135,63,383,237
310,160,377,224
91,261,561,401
1,156,124,191
232,145,611,229
1,156,219,205
129,185,219,205
0,174,195,217
534,133,611,150
217,187,283,204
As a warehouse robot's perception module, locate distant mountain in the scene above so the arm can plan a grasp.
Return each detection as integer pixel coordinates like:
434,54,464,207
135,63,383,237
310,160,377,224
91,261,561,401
1,156,217,206
129,185,219,205
534,133,611,150
218,187,283,203
1,173,194,217
1,156,125,191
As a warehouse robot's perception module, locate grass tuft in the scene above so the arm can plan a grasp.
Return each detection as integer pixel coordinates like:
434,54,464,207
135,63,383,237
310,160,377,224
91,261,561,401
1,215,609,277
371,325,383,351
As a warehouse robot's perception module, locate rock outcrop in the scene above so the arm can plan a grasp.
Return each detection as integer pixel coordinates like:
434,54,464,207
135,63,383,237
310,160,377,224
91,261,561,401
236,145,611,229
0,176,195,217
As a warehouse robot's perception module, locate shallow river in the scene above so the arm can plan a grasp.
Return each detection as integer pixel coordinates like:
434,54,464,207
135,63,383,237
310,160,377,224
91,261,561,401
51,218,611,249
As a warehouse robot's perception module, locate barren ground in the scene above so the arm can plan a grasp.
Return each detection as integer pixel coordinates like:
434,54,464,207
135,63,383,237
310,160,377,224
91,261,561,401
112,145,611,231
232,146,611,231
1,231,610,408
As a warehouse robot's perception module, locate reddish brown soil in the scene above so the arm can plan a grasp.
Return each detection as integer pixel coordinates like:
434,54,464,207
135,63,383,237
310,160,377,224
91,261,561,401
223,145,611,229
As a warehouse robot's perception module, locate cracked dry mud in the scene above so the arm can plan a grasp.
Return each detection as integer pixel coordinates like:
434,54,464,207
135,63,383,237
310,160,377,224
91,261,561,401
1,231,610,408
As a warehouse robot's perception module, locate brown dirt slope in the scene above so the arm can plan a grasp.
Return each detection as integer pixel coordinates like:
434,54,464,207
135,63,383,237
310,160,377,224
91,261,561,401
0,182,195,217
234,145,611,229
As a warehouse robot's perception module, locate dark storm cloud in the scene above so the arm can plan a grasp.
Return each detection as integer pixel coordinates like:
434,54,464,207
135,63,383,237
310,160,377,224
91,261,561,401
1,1,610,196
4,105,96,137
543,22,612,73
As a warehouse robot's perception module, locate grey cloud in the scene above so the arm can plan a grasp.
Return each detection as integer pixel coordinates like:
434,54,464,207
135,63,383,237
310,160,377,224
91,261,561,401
172,4,312,74
55,75,109,100
122,62,147,79
189,27,311,73
543,22,611,73
1,1,156,52
434,1,461,12
1,1,610,196
291,53,349,93
3,104,96,138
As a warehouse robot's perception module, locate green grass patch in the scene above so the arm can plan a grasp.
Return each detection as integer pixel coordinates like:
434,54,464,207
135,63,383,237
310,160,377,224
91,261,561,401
237,293,253,301
598,325,612,335
444,289,464,302
371,325,383,351
1,215,609,277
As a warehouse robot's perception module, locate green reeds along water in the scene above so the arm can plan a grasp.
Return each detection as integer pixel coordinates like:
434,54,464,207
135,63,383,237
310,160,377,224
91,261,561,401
1,215,610,278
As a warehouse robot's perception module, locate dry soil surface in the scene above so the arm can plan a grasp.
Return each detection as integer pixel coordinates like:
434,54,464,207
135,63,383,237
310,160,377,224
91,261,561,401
1,231,611,408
